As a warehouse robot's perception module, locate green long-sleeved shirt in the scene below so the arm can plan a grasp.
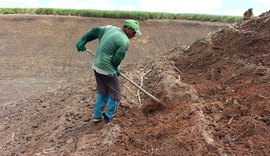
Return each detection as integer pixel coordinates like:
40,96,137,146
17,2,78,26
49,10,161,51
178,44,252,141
76,25,130,74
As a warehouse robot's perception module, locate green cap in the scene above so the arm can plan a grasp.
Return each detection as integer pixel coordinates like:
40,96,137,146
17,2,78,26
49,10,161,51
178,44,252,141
124,19,142,36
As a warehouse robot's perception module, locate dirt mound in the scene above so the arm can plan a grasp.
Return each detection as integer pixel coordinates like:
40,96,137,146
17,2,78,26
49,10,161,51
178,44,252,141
113,12,270,155
0,13,270,155
167,13,270,155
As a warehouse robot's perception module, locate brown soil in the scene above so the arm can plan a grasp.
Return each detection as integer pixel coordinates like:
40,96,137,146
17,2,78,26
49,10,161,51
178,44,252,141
0,13,269,156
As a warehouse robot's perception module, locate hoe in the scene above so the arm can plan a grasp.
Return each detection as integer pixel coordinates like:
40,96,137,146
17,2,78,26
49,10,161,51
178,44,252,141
86,49,161,104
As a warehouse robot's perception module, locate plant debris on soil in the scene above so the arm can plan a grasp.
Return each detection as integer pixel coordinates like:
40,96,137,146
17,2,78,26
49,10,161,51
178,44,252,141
0,11,270,156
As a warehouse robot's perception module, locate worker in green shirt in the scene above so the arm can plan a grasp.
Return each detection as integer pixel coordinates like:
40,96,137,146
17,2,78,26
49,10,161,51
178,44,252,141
76,19,142,124
243,8,254,20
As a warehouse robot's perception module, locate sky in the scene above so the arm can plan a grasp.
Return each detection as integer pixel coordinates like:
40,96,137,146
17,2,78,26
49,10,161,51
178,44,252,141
0,0,269,16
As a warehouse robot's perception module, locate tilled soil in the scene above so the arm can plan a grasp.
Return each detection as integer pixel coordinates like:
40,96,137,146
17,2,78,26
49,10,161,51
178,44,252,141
0,13,269,156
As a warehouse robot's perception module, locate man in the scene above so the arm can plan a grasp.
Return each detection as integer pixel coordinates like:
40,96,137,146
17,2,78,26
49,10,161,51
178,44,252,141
243,8,254,20
76,19,141,124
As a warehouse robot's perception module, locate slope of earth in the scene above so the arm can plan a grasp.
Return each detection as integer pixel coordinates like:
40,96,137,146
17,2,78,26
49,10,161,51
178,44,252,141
166,12,270,155
0,14,225,105
2,12,270,155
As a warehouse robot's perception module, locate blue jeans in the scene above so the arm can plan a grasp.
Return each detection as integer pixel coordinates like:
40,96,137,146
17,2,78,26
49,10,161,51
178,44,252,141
93,70,120,121
93,92,119,121
93,92,108,119
103,97,118,120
